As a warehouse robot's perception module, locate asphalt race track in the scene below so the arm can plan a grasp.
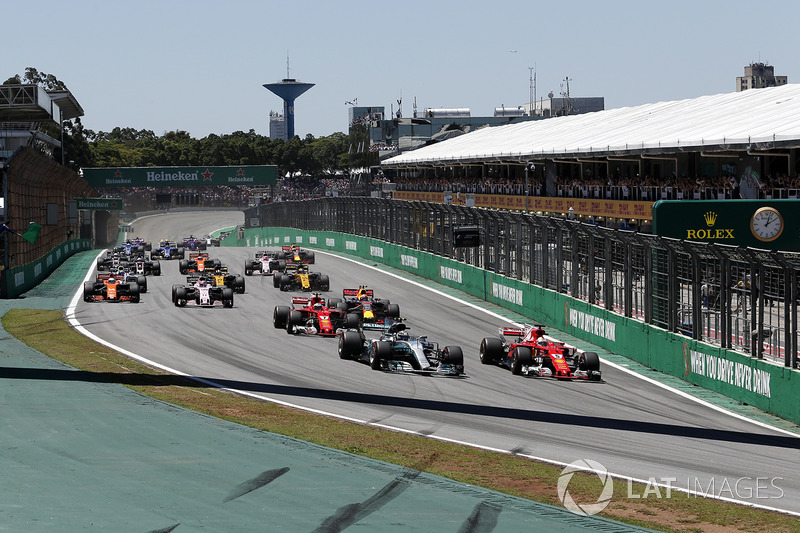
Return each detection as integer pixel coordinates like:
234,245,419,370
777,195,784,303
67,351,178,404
72,211,800,516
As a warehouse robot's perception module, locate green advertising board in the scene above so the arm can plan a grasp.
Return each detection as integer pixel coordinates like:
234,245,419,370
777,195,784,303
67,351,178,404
652,199,800,250
76,198,123,210
82,166,277,188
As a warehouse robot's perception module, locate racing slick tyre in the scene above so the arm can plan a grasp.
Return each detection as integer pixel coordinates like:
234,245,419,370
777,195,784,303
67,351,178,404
178,260,189,274
222,288,234,308
336,302,349,314
579,351,600,372
128,283,141,304
273,306,290,329
137,275,148,293
96,258,106,271
171,284,181,303
317,275,330,292
280,276,292,291
305,251,315,264
277,260,286,271
345,313,360,329
273,273,283,288
286,310,303,334
152,261,162,276
177,247,185,259
174,286,187,307
234,275,245,294
385,303,400,318
244,260,253,276
510,346,533,375
370,340,392,370
83,282,95,302
338,330,363,360
479,337,504,365
327,297,342,308
442,346,464,366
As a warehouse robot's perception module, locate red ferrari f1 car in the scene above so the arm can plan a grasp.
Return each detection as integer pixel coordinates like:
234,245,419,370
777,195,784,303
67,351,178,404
479,324,601,380
273,293,359,336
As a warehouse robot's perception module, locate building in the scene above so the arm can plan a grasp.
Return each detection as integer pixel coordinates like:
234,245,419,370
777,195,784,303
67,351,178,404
736,62,787,92
523,96,605,117
268,111,286,141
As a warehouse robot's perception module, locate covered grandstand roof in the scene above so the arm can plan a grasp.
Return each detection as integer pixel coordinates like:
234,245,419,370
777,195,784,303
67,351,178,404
382,84,800,167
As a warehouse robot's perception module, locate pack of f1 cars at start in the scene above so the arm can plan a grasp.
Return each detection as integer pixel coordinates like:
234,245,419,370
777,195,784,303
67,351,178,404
273,294,360,336
338,321,465,376
479,324,602,380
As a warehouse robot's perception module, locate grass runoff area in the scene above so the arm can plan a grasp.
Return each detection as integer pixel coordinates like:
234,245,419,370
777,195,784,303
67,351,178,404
5,308,799,533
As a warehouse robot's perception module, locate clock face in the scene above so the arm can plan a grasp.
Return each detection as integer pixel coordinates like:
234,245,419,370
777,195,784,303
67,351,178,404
750,207,784,242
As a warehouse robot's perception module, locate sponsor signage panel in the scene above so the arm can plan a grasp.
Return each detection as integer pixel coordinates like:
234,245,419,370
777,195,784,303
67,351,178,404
652,199,800,250
76,198,123,210
392,190,654,219
82,166,277,187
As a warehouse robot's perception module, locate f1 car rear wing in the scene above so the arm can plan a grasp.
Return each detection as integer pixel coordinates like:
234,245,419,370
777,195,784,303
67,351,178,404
189,252,210,259
343,288,374,298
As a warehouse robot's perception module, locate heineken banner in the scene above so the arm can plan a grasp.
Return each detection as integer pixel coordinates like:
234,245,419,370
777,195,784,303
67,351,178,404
82,166,277,187
76,198,123,210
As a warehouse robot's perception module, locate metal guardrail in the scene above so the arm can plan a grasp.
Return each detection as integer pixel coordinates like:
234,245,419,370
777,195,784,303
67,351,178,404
250,198,799,369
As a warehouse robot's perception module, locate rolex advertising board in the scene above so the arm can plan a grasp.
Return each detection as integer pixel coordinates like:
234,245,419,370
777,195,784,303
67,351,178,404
82,166,277,188
652,199,800,250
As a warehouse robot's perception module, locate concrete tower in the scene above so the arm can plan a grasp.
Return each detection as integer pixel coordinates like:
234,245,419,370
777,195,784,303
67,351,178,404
263,76,314,140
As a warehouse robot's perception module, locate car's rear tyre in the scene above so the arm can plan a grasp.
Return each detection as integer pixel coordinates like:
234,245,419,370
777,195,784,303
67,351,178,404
234,275,245,293
178,260,189,274
318,274,330,291
273,306,290,328
442,346,464,366
385,303,400,318
336,302,349,313
286,310,303,334
327,297,342,308
244,260,253,276
222,288,234,308
152,261,161,276
480,337,503,365
370,340,391,370
510,346,533,375
338,330,362,359
137,275,147,293
273,273,282,288
306,251,315,264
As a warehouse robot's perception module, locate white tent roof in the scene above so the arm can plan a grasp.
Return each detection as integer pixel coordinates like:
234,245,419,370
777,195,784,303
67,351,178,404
382,84,800,166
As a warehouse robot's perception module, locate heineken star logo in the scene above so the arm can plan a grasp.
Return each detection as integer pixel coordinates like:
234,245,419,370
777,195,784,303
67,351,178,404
237,168,245,176
202,169,213,181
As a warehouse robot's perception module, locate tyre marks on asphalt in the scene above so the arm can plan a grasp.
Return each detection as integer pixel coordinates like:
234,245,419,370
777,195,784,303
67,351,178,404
457,501,503,533
223,467,291,503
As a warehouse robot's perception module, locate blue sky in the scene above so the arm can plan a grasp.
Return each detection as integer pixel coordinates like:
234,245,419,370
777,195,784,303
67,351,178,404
7,0,798,139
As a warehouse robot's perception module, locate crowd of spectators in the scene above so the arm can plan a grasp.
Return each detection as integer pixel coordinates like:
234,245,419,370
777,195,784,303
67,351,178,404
392,172,800,201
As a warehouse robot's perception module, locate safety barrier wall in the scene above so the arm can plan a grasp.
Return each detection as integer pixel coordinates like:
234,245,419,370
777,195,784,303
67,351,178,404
1,239,93,298
226,227,800,425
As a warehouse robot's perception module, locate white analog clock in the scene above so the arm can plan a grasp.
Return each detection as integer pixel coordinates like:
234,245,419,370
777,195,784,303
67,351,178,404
750,206,784,242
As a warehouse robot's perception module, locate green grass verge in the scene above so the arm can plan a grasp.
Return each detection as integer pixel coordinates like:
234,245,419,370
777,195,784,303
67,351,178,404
3,308,799,533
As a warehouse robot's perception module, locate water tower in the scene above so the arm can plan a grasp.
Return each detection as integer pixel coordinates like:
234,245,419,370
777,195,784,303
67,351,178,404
263,76,314,140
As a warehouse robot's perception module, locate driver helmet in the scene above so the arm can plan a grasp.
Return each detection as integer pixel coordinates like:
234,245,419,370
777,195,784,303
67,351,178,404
537,338,548,347
108,275,116,282
198,276,208,286
313,303,323,311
